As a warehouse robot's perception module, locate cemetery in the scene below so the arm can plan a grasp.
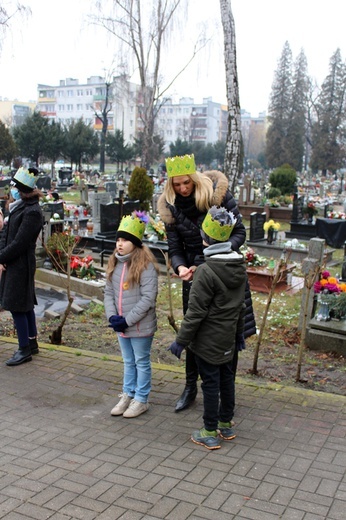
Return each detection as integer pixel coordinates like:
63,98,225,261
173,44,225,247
0,167,345,358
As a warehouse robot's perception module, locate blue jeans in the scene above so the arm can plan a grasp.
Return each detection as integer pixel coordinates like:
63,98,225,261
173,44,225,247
117,335,153,403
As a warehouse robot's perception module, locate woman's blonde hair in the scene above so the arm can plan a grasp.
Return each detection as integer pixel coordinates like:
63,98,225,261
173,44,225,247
106,244,160,286
163,172,214,211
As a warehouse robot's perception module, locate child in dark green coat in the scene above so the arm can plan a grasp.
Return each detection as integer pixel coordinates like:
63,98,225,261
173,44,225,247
168,206,246,450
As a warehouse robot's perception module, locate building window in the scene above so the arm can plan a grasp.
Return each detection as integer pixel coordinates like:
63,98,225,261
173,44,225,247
58,104,65,111
77,104,83,111
67,104,73,111
67,90,74,97
77,89,83,96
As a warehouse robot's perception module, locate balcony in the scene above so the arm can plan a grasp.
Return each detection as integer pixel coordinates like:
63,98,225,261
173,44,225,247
38,97,56,103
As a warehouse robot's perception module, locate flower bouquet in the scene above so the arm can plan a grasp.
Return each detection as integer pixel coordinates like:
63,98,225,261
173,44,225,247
263,219,280,244
240,246,267,267
326,210,346,220
303,202,318,221
70,255,97,280
313,270,346,321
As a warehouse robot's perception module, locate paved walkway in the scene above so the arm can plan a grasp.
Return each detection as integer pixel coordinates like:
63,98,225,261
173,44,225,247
0,337,345,520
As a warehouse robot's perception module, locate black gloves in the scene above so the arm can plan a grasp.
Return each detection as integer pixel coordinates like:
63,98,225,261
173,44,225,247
167,341,185,359
109,315,128,333
236,333,246,351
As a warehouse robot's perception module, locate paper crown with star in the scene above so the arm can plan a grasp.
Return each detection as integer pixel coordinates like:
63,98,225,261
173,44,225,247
116,211,149,248
201,206,237,244
165,154,196,178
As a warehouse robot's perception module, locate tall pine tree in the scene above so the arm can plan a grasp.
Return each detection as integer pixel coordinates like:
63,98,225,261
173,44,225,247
266,41,293,168
310,48,346,175
284,49,309,171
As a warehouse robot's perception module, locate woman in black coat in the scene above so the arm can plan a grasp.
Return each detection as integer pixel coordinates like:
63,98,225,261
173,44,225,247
158,154,256,412
0,167,43,366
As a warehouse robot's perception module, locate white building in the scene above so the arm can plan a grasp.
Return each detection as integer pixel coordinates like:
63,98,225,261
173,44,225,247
37,76,142,144
157,96,228,150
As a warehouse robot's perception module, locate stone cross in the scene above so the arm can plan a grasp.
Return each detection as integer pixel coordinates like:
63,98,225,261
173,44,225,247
298,238,325,329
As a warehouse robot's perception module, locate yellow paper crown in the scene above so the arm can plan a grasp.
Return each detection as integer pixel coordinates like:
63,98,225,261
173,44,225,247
117,214,146,241
202,206,236,242
165,154,196,177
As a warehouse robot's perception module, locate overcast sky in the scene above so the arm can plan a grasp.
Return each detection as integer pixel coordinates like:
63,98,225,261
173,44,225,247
0,0,345,116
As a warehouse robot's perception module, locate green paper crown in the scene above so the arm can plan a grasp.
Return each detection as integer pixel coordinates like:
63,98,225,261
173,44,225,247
165,154,196,177
118,214,146,241
202,208,235,242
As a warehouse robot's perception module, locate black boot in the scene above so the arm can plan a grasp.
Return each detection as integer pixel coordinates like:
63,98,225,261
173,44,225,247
6,345,32,366
175,349,198,412
175,385,197,412
29,338,39,355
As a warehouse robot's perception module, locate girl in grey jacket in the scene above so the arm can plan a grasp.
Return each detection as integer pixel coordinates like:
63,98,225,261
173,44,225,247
104,212,159,418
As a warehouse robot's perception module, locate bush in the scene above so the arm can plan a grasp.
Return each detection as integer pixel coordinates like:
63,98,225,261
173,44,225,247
128,167,154,212
269,164,297,195
268,187,281,199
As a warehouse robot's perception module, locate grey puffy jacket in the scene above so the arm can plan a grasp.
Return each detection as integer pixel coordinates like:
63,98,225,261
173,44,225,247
104,258,158,337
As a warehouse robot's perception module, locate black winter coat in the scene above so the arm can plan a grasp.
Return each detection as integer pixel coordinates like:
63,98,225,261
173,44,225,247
0,198,43,312
157,170,246,274
158,170,256,338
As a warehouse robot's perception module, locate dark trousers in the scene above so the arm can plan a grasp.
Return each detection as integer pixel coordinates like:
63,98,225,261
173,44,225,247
195,353,236,431
11,310,37,348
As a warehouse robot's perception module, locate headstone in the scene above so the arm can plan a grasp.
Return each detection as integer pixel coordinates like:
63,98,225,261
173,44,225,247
122,200,140,216
239,186,247,205
79,180,89,205
291,185,304,223
298,238,325,329
41,201,64,219
100,203,121,233
105,182,118,199
244,176,252,204
249,212,266,241
36,176,52,190
88,191,112,222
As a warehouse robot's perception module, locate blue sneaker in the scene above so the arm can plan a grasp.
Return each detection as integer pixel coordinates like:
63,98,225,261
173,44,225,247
218,421,236,440
191,428,221,450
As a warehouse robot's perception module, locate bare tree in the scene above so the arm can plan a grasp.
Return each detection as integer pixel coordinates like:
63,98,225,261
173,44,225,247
91,0,206,169
0,2,31,53
219,0,241,191
91,79,113,173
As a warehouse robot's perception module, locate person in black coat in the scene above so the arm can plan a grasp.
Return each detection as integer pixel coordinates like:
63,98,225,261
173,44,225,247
0,167,43,366
158,154,256,413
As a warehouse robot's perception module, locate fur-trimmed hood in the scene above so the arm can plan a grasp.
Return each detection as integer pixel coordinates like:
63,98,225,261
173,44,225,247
157,170,230,225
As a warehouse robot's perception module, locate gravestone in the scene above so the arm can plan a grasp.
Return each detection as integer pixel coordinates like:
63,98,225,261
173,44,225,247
105,182,118,199
79,180,89,205
88,191,112,222
41,201,64,220
122,199,140,216
291,186,304,223
100,203,121,233
249,212,266,242
36,176,52,191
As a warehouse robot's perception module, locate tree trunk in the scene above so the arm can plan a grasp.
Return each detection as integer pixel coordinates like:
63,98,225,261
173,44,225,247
219,0,242,192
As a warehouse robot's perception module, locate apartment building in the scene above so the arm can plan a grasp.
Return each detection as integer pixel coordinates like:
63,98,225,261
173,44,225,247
157,96,228,149
35,76,265,155
0,99,36,127
37,76,142,144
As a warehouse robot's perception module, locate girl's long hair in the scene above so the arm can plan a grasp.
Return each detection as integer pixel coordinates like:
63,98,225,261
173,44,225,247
106,244,160,286
164,172,214,211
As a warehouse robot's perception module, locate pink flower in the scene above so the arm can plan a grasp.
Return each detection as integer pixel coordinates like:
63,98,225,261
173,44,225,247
314,281,323,293
321,270,330,279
